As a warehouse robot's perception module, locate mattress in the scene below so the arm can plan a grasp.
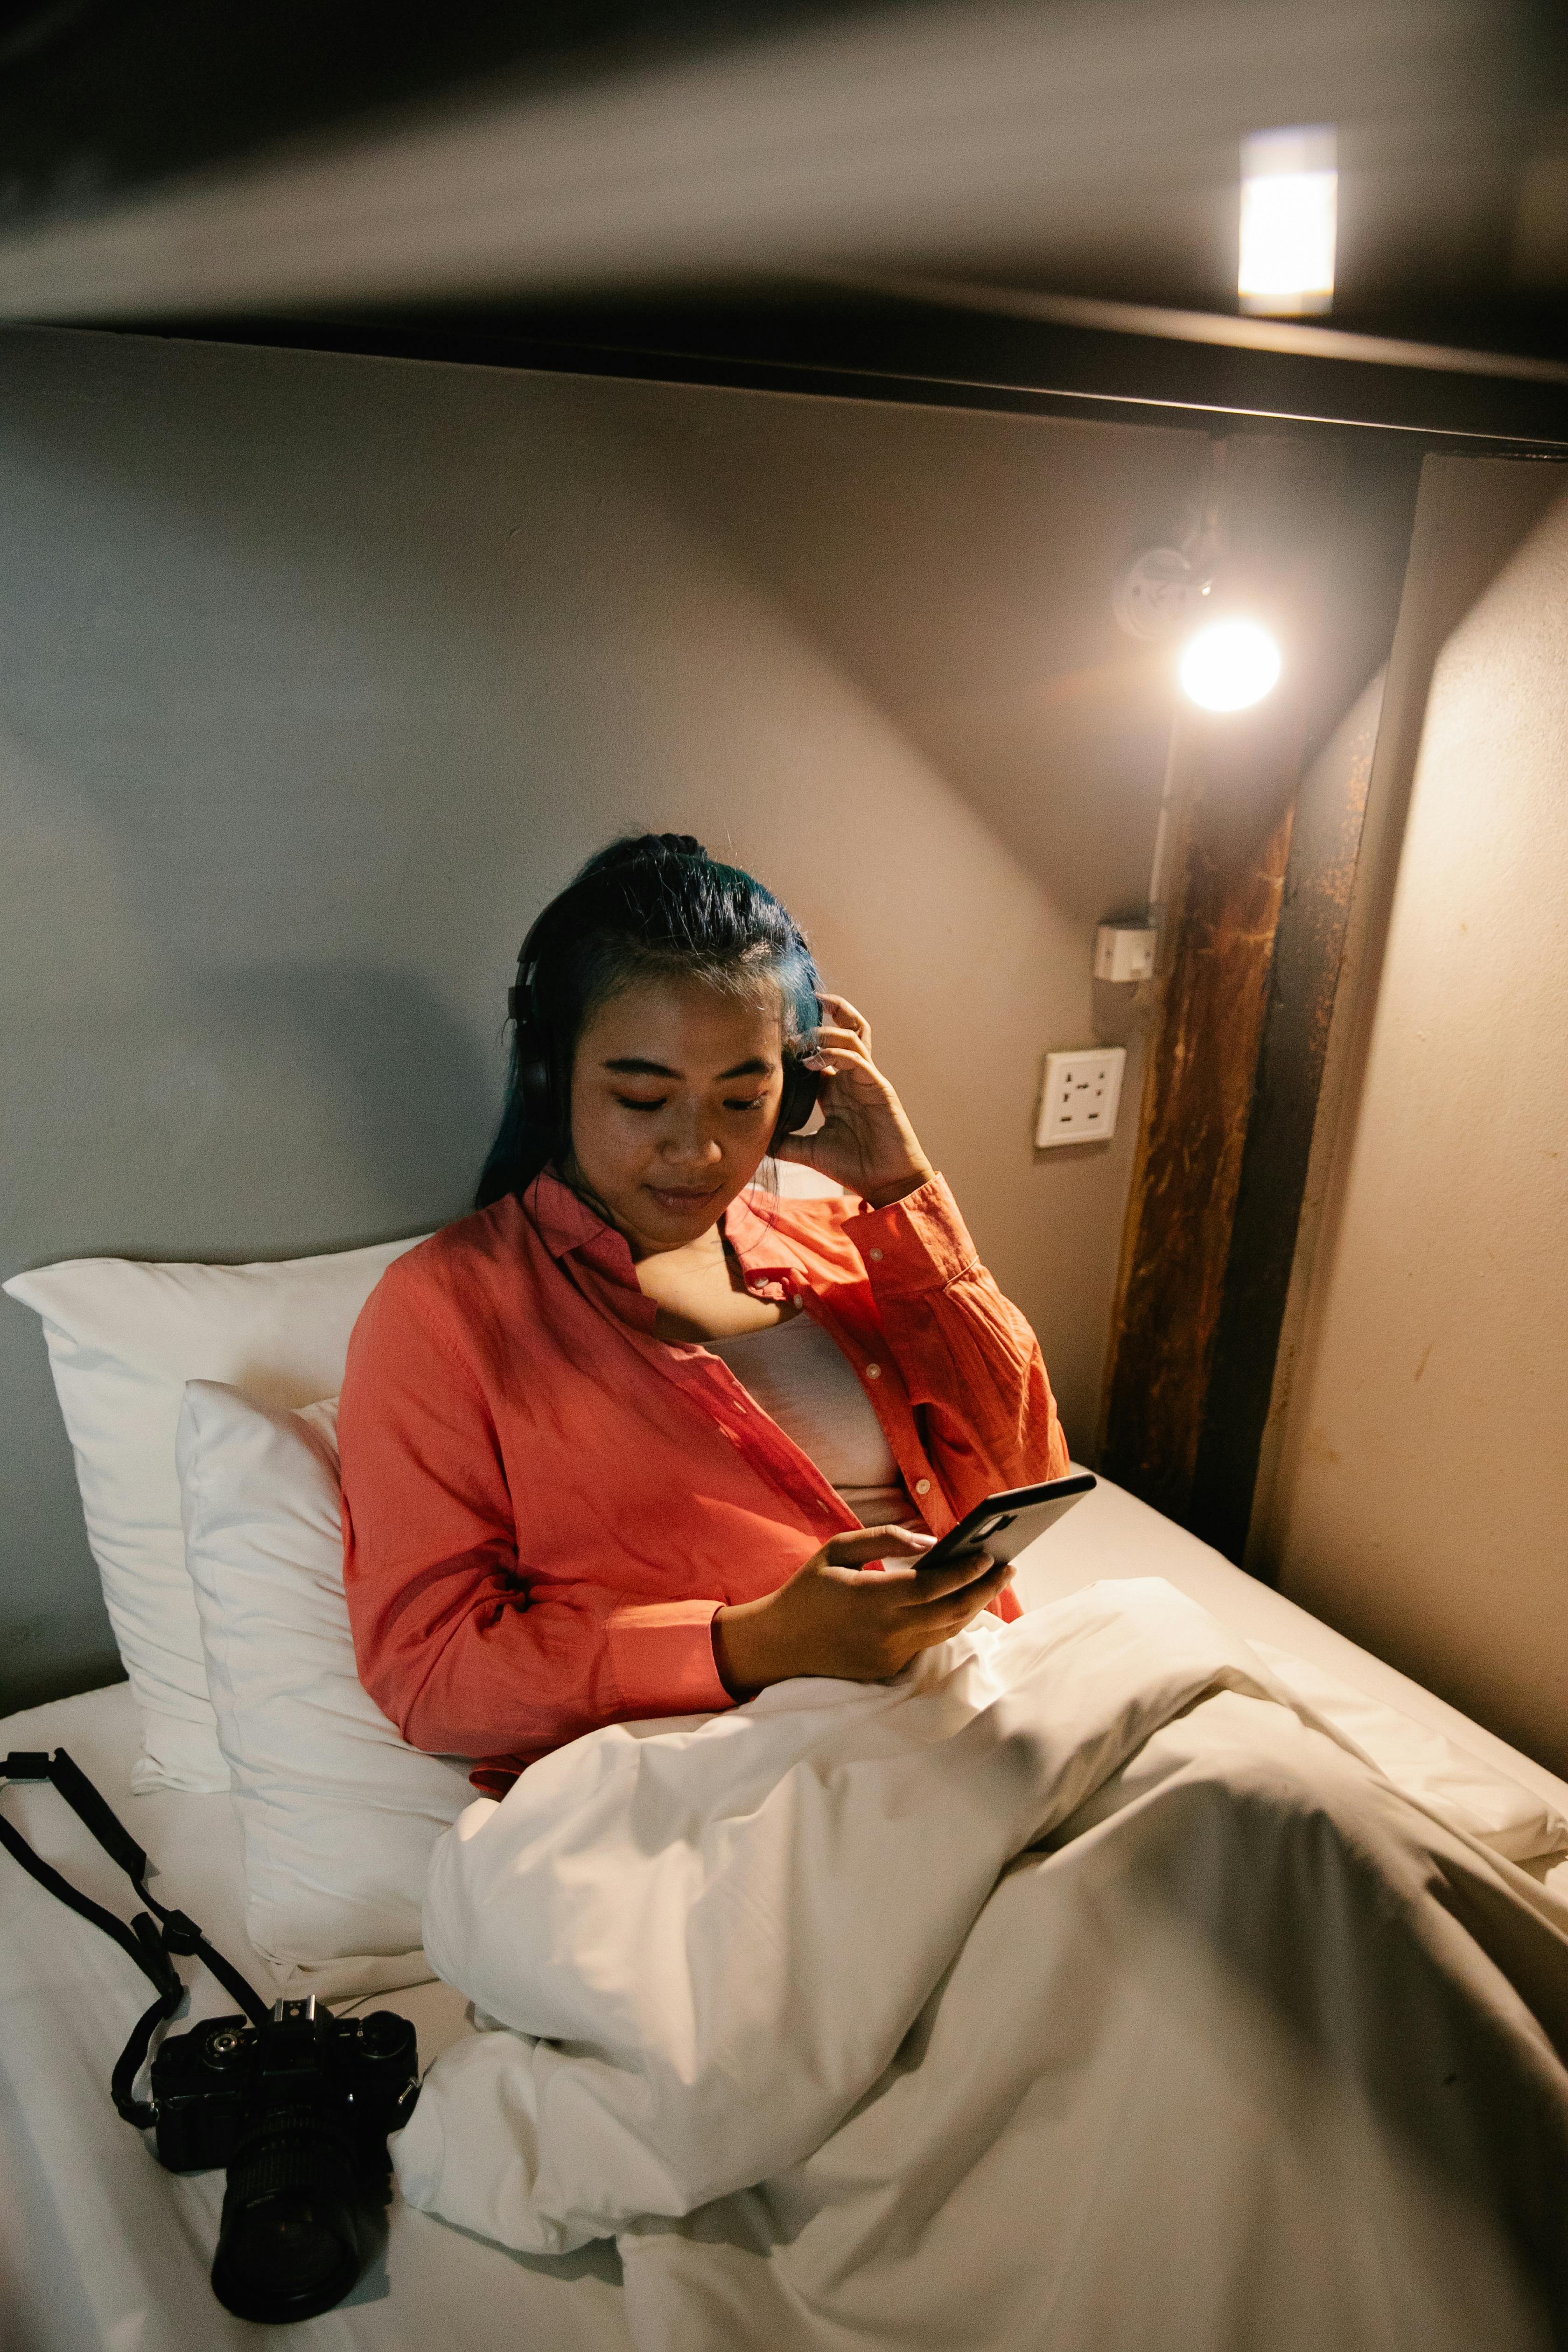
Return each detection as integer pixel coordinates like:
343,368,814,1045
2,1472,1563,2350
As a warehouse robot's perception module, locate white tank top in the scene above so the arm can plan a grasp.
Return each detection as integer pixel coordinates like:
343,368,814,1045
703,1312,909,1528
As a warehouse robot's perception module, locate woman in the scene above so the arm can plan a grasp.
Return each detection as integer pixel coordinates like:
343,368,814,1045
339,833,1068,1789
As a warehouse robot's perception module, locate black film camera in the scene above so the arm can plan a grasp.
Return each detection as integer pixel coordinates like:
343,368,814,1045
152,1995,420,2324
1,1744,425,2325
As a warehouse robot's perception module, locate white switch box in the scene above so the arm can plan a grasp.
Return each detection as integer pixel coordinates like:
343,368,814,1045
1094,924,1158,984
1036,1047,1127,1148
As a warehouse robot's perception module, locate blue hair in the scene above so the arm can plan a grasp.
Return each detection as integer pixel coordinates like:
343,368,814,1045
476,833,820,1209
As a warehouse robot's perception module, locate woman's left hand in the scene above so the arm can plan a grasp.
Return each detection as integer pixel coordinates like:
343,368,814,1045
775,990,935,1210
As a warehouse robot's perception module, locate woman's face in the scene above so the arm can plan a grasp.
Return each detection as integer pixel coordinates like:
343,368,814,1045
566,973,788,1258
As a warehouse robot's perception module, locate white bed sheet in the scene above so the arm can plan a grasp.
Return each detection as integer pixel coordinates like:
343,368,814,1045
0,1679,631,2352
2,1471,1563,2350
1018,1470,1568,1864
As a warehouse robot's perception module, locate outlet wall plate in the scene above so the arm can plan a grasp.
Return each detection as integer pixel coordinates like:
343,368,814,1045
1036,1047,1127,1148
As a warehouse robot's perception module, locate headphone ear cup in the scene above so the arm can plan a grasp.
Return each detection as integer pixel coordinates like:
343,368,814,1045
770,1054,821,1153
518,1051,554,1129
511,956,559,1133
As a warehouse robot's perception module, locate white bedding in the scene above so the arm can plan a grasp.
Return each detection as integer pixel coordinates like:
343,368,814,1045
4,1474,1567,2351
401,1576,1568,2349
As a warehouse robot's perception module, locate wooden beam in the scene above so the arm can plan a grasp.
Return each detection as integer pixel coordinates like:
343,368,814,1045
1186,444,1424,1562
1098,433,1420,1535
1097,700,1303,1519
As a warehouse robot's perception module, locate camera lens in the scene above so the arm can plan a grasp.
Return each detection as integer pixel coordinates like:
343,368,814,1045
210,2109,381,2324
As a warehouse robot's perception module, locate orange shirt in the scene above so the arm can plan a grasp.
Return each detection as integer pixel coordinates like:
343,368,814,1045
339,1169,1068,1791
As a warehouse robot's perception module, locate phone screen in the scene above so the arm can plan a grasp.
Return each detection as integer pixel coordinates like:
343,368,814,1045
917,1476,1095,1575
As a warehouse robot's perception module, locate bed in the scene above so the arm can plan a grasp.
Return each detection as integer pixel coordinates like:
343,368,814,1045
4,1467,1566,2351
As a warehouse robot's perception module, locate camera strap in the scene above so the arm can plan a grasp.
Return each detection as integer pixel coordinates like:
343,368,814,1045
0,1747,271,2127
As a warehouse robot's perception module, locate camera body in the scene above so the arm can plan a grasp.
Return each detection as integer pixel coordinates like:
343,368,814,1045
151,1997,419,2324
152,1996,417,2172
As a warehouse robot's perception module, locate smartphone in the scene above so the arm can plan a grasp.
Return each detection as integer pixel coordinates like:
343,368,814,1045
917,1473,1097,1575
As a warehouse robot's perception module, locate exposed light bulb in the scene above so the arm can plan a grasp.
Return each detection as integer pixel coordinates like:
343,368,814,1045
1179,619,1281,712
1239,125,1337,317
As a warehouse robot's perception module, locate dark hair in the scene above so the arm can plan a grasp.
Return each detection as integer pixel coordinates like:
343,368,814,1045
476,832,821,1209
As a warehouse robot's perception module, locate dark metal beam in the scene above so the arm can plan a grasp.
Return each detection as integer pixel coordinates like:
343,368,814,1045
122,280,1568,453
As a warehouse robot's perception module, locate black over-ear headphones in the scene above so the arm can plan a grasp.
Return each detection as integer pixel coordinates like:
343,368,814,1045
772,1042,822,1151
506,918,821,1154
506,934,558,1136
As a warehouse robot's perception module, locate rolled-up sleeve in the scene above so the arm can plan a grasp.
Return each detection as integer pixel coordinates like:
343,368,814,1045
339,1265,731,1767
845,1174,1069,1514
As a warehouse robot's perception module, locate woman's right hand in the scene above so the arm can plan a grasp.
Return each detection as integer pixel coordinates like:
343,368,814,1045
711,1528,1012,1698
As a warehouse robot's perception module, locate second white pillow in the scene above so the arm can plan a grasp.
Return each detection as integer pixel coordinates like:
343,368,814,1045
176,1379,473,2001
4,1234,424,1792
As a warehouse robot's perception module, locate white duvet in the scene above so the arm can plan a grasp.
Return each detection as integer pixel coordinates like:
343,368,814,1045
396,1579,1568,2351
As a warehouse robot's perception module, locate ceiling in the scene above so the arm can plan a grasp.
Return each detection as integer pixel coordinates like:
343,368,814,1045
0,0,1562,435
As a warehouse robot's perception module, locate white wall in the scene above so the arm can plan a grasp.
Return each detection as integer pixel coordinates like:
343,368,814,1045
1255,455,1568,1774
0,325,1204,1708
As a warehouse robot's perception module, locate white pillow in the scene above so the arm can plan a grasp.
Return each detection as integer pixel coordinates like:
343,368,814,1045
3,1236,424,1792
177,1379,473,2001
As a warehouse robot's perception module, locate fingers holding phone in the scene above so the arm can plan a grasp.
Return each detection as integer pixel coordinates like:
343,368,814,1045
711,1525,1009,1698
903,1540,1011,1634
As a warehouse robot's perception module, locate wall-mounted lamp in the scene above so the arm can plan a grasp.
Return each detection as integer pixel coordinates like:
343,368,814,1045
1113,496,1286,936
1111,545,1199,642
1178,617,1281,712
1113,546,1282,712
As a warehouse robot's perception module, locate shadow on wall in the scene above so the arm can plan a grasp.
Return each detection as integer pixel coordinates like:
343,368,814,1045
0,958,494,1713
183,963,498,1250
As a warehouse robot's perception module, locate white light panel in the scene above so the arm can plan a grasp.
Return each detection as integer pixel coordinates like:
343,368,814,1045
1239,125,1337,316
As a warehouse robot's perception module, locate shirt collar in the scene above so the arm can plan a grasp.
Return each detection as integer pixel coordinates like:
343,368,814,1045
525,1166,803,1294
723,1185,802,1290
526,1166,617,1263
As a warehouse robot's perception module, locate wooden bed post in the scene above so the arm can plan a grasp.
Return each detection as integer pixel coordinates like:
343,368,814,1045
1097,430,1423,1561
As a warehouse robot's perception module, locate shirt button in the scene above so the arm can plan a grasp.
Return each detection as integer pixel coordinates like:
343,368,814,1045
864,1362,881,1380
868,1248,883,1262
915,1478,931,1495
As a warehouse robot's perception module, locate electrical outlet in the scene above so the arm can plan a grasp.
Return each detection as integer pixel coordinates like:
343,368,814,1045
1094,923,1158,984
1036,1047,1126,1148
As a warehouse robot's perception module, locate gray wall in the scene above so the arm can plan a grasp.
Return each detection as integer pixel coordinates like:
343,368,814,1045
0,325,1205,1710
